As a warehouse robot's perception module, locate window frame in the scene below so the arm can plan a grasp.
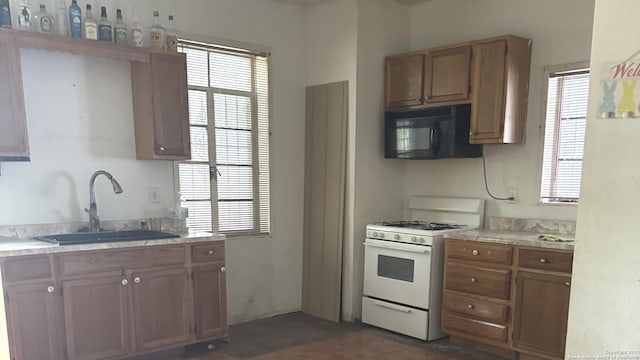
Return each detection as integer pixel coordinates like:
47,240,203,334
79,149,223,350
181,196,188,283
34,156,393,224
538,61,590,206
173,32,273,237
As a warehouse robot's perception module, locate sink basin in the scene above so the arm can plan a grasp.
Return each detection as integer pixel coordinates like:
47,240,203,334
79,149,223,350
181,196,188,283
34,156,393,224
35,230,180,245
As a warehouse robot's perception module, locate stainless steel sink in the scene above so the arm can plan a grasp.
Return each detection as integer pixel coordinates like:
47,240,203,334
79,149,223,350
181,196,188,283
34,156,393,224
35,230,180,245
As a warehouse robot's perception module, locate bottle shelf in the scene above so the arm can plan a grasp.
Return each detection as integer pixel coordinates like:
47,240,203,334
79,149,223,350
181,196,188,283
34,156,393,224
1,27,151,62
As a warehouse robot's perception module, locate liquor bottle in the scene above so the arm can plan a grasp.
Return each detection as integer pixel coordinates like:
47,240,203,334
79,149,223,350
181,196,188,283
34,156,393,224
130,7,143,47
166,15,178,52
148,10,166,51
55,0,68,36
98,6,112,42
114,9,127,45
68,0,81,38
83,4,96,40
17,0,32,30
0,0,11,28
32,4,54,33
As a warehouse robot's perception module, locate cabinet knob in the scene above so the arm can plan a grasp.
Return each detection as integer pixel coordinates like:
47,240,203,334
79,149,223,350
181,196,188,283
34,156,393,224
134,277,141,284
208,250,214,255
540,258,548,264
394,234,400,240
159,146,166,152
470,277,477,283
469,132,475,136
472,249,479,256
121,279,128,286
467,304,474,310
565,282,571,287
220,267,226,273
47,286,55,293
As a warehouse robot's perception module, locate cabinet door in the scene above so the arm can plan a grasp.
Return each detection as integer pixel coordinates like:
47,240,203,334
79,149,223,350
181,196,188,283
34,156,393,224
131,268,192,351
424,46,471,104
192,263,228,340
470,40,507,143
63,276,130,360
150,52,190,158
385,54,425,109
0,31,29,160
513,271,571,358
5,283,65,360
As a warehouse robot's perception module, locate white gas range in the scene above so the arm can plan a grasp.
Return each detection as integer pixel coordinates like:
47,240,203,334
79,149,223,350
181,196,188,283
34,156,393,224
362,196,485,341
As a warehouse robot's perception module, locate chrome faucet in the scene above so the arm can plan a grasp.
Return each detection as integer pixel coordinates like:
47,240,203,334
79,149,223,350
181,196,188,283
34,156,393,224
84,170,124,232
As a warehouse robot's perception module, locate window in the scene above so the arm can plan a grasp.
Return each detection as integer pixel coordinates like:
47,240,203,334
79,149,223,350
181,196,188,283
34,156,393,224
540,64,590,204
178,39,271,235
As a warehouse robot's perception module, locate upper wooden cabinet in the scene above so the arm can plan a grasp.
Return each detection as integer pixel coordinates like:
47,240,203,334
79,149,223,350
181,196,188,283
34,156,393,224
132,52,191,160
0,31,30,161
385,46,472,110
470,36,531,144
384,35,531,145
385,54,425,108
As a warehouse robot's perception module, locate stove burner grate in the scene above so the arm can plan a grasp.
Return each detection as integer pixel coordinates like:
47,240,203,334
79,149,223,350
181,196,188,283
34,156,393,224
375,220,467,231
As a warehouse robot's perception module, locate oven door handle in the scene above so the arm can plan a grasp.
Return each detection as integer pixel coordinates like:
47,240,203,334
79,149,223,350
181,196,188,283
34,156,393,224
363,242,430,253
370,299,412,313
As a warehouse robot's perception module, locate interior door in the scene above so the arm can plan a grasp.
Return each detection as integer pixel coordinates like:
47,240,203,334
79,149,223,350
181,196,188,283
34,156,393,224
302,81,348,322
363,238,432,309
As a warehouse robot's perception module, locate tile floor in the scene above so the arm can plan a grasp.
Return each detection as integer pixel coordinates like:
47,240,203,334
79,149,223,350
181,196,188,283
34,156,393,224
159,312,505,360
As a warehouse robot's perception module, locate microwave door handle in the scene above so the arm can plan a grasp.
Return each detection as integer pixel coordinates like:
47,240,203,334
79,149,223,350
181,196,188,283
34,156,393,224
433,126,441,154
429,127,436,155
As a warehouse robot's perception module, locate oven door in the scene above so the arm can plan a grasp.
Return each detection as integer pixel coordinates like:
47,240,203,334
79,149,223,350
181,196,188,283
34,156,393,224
363,238,432,309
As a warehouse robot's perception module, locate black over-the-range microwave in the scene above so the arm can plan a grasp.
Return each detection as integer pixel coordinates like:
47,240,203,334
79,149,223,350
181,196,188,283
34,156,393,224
384,104,482,160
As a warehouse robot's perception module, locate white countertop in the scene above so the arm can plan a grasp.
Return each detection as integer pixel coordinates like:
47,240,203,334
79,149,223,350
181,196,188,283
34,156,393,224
0,232,225,257
444,229,575,250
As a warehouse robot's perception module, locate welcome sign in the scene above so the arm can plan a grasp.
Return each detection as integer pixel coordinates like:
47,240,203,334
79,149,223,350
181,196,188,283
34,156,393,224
598,61,640,118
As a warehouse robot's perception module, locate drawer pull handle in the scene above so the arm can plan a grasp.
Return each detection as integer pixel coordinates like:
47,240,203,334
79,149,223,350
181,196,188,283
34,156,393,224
472,249,479,256
372,300,412,313
470,277,477,283
467,304,474,310
565,282,571,287
540,258,548,264
47,286,55,293
208,250,214,255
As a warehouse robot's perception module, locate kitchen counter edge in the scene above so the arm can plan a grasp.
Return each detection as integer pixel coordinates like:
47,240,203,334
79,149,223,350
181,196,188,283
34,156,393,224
0,232,226,257
444,229,574,250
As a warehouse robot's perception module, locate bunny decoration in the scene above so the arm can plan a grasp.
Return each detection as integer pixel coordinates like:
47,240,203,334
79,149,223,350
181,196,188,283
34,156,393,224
617,79,637,116
599,81,617,117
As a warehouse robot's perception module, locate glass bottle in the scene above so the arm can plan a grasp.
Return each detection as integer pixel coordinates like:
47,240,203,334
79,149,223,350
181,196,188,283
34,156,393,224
98,6,112,42
130,7,143,47
32,4,54,33
67,0,82,38
55,0,67,36
148,10,166,51
166,15,177,52
114,9,127,45
17,0,32,31
0,0,11,28
83,4,97,40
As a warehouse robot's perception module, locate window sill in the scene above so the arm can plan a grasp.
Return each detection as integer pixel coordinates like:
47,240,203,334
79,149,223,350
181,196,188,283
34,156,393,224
539,201,578,207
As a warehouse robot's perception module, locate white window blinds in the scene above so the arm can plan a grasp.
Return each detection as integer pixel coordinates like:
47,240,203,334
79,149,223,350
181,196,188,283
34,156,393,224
540,68,590,204
178,40,271,235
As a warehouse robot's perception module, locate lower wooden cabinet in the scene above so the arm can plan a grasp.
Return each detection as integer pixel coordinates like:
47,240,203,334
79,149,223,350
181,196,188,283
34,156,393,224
442,239,573,360
0,241,227,360
4,283,65,360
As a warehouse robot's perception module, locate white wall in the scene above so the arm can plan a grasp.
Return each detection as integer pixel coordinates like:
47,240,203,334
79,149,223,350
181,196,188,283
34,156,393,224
566,0,640,354
404,0,595,222
0,0,307,324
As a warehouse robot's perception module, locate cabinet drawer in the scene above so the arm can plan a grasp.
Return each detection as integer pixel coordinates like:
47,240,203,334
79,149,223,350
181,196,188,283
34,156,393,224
443,311,508,343
443,292,509,323
57,246,186,276
518,249,573,273
191,242,225,263
445,263,511,299
447,240,513,265
2,255,52,283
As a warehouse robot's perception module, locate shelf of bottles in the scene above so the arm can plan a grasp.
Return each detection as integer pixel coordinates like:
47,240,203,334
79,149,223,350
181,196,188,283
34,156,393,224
0,0,179,63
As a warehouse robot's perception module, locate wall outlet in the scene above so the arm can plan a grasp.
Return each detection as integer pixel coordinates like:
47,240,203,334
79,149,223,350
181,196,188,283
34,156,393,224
149,187,161,204
508,188,518,204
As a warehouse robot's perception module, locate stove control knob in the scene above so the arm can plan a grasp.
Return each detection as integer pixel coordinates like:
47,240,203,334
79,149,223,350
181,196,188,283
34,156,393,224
372,232,378,237
411,236,417,242
379,232,385,239
418,237,425,243
394,234,400,240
